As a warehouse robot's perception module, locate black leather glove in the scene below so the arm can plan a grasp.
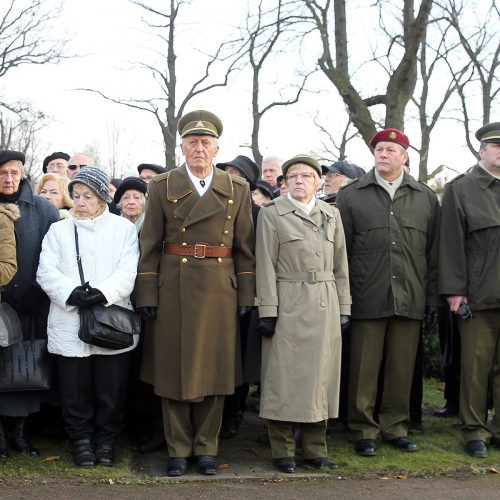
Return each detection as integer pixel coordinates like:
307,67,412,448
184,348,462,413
340,315,350,332
83,289,107,307
239,306,253,317
67,286,91,307
137,306,157,320
424,305,439,333
258,317,277,338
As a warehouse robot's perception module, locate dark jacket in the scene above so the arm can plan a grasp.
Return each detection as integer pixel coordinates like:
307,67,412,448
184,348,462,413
439,165,500,310
336,169,440,320
3,179,59,320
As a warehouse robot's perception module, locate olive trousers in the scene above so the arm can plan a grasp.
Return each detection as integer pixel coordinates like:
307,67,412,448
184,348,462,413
347,317,420,441
458,310,500,443
161,395,224,457
267,419,327,459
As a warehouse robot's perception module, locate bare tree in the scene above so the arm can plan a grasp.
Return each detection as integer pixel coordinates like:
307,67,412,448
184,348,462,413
80,0,243,169
240,0,316,165
0,0,66,79
106,121,135,179
439,0,499,156
0,102,49,181
289,0,433,145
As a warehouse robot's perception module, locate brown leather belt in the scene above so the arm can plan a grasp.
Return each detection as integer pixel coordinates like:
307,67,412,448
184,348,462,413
163,243,232,259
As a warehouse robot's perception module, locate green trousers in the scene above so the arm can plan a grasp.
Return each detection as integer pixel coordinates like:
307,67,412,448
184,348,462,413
161,395,225,457
267,419,327,459
347,317,420,441
458,309,500,442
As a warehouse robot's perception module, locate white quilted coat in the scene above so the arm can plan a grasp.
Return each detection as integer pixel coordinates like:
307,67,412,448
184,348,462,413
37,209,140,356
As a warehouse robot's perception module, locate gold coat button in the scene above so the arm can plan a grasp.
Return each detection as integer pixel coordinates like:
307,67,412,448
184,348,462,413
226,215,232,220
181,228,186,233
228,199,234,205
181,258,187,264
182,242,187,246
173,199,178,203
224,230,229,235
220,243,225,247
217,258,222,263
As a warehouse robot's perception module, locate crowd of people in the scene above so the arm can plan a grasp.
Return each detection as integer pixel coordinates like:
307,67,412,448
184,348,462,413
0,111,499,477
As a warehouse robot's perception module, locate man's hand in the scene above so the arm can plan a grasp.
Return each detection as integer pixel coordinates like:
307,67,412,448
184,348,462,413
447,295,467,313
137,306,157,320
257,317,277,338
340,315,350,332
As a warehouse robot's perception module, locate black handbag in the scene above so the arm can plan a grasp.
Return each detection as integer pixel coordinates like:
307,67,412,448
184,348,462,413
74,225,140,350
0,313,52,392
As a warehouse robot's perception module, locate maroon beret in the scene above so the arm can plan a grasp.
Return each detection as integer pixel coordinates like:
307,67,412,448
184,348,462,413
369,128,410,149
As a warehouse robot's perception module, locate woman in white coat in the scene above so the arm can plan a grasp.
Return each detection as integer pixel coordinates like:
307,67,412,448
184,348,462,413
255,155,351,474
37,167,139,468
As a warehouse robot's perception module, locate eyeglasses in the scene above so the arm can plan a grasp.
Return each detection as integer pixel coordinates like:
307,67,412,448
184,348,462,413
47,163,67,171
286,172,315,182
68,164,88,171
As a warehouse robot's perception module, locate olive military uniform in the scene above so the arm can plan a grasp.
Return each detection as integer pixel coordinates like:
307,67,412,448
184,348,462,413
336,169,439,441
439,164,500,443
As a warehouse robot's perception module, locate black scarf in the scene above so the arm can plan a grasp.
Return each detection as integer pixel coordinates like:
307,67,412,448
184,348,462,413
0,190,20,203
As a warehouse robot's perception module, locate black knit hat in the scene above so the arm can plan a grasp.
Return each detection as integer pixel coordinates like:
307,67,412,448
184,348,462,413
42,151,70,173
216,155,260,190
68,166,112,203
114,176,147,204
0,150,25,167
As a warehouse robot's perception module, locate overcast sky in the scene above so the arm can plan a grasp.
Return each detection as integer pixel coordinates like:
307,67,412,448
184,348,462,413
2,0,496,179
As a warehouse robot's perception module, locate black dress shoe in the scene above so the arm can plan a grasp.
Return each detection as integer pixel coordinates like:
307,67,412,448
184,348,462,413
197,455,218,475
275,457,296,473
389,437,419,452
0,420,9,460
433,403,459,418
465,440,488,458
72,439,95,467
304,457,338,469
355,439,377,456
95,445,115,466
167,457,188,476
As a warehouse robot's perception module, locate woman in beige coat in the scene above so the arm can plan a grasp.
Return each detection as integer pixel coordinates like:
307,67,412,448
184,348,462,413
255,155,351,474
0,203,19,286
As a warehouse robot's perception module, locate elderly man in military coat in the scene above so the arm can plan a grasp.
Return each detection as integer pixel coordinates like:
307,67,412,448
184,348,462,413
134,110,255,477
336,129,440,457
439,122,500,459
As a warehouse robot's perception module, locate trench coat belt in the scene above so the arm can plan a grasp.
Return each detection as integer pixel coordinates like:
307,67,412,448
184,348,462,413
163,242,233,259
277,271,335,284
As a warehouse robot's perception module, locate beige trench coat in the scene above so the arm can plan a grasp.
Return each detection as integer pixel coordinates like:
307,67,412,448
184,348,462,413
0,203,20,286
255,196,351,422
135,165,255,401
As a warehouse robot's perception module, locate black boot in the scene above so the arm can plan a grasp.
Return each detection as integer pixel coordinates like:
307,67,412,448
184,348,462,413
11,417,39,457
73,438,95,467
0,418,9,459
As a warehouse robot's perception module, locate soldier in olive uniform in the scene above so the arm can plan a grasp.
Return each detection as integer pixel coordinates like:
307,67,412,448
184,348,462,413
336,129,440,457
134,110,256,477
439,122,500,458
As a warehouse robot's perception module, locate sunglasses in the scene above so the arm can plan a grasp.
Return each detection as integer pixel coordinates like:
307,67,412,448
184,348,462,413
68,164,88,171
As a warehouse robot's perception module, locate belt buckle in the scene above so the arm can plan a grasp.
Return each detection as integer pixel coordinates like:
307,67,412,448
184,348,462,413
194,243,206,259
307,271,317,284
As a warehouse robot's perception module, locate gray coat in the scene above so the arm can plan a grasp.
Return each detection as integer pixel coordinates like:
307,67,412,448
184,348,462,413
255,196,351,422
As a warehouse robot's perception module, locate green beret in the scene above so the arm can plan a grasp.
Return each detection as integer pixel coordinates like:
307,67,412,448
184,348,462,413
475,122,500,144
282,154,322,177
177,110,223,138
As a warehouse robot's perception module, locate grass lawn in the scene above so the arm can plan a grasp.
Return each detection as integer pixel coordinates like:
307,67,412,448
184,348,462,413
0,379,499,483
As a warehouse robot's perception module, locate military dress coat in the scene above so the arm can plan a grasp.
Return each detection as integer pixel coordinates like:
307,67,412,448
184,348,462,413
439,165,500,309
135,164,255,401
255,196,351,423
0,203,19,286
336,169,440,319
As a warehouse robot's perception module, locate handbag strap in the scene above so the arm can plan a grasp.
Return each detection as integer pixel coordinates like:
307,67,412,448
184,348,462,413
74,225,86,286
